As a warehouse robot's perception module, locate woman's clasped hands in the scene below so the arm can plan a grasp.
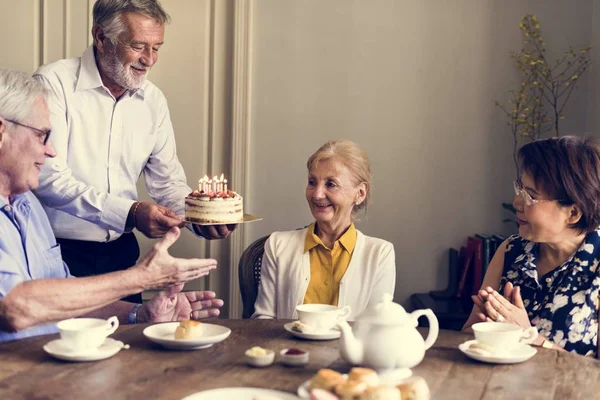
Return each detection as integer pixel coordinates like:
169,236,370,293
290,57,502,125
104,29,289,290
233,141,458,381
471,282,532,329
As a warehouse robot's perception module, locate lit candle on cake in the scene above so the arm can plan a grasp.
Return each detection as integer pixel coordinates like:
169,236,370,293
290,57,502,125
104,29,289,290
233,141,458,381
219,173,224,193
212,176,218,192
223,178,227,192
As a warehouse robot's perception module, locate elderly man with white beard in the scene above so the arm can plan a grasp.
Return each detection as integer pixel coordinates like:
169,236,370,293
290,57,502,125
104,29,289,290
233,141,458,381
33,0,235,304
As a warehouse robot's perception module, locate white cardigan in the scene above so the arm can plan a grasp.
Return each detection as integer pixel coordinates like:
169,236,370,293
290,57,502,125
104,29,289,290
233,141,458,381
252,227,396,320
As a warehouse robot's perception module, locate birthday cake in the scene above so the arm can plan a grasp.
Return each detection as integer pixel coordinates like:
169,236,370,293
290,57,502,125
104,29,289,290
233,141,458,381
185,174,244,224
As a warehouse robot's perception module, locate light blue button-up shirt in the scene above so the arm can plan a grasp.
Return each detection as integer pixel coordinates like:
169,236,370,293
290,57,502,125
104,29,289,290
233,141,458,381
0,191,71,342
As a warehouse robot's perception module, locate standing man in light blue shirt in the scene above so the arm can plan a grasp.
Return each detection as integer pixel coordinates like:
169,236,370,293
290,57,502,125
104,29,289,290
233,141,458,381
33,0,236,303
0,68,223,342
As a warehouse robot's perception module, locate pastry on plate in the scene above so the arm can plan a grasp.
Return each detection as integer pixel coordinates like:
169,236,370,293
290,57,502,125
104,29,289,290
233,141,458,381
348,367,379,388
292,320,316,333
309,388,339,400
334,380,367,399
396,376,430,400
467,342,494,356
174,320,203,339
309,368,346,391
359,386,401,400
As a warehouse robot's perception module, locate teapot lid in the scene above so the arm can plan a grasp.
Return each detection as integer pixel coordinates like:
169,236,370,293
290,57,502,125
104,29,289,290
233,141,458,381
359,293,409,325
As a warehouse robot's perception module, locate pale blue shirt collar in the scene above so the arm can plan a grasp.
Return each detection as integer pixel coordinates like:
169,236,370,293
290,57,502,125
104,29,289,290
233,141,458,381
76,45,147,99
0,193,30,217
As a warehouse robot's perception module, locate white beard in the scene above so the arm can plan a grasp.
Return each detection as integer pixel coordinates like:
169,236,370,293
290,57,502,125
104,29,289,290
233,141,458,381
98,44,148,90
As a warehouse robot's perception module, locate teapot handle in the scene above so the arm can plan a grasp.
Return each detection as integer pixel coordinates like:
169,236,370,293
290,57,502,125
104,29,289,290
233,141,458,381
410,309,439,350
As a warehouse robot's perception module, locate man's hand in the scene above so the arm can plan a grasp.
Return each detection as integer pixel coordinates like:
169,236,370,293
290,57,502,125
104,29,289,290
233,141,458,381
192,223,237,240
135,201,187,238
139,284,224,322
133,227,217,290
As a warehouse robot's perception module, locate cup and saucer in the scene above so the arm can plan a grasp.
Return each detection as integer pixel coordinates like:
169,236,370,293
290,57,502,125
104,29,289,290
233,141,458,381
44,316,124,362
459,322,538,364
284,304,351,340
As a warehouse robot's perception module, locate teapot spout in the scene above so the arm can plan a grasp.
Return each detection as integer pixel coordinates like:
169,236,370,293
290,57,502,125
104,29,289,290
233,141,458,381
337,320,363,365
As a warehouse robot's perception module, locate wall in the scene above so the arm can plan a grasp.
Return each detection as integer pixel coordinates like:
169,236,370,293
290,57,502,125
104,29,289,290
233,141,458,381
246,0,594,305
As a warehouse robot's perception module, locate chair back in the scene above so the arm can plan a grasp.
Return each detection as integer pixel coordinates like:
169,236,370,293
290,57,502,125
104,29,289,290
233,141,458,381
238,234,271,318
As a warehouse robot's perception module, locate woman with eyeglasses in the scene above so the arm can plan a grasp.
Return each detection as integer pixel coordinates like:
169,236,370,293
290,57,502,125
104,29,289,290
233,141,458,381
463,136,600,357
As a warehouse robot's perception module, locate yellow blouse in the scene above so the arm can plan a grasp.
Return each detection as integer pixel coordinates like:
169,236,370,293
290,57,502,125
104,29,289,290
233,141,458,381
303,222,357,306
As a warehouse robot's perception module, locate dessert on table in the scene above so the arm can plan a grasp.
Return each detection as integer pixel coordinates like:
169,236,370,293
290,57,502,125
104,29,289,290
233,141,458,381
305,368,430,400
174,320,203,340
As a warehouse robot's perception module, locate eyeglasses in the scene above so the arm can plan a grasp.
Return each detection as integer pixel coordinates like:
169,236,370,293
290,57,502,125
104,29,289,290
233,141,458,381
513,180,560,206
5,119,51,145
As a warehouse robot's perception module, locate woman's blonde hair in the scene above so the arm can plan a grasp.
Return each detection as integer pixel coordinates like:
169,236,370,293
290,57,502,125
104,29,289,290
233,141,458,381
306,140,372,216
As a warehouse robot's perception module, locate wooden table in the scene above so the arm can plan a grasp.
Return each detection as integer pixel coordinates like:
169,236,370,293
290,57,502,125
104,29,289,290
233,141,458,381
0,319,599,399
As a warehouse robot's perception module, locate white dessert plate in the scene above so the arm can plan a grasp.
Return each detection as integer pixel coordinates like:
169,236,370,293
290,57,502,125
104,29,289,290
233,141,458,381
458,339,537,364
43,337,124,362
185,213,262,226
143,322,231,350
283,322,341,341
181,387,300,400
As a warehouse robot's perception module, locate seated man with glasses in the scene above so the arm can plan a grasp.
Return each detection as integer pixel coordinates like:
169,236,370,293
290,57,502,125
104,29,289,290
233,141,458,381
0,68,223,342
463,136,600,358
32,0,235,304
3,119,51,145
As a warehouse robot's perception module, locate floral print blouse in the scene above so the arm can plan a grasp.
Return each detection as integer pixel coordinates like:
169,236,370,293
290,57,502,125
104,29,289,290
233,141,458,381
500,230,600,357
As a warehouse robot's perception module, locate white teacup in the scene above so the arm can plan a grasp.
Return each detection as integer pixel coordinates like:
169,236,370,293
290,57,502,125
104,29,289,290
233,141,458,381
295,304,351,333
472,322,537,353
56,316,119,352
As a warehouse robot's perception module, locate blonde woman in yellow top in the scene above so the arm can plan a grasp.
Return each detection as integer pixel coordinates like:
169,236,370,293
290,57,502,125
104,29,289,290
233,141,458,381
252,140,396,320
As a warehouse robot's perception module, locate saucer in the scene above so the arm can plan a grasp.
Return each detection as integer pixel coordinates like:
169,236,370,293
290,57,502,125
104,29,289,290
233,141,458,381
43,337,124,362
283,322,341,340
181,387,300,400
458,339,537,364
143,322,231,350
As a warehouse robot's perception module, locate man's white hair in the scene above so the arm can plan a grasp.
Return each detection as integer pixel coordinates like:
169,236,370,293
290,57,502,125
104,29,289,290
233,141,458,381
0,69,47,122
93,0,171,44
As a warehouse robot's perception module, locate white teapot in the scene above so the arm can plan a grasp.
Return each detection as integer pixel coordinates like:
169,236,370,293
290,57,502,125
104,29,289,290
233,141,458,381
337,294,438,373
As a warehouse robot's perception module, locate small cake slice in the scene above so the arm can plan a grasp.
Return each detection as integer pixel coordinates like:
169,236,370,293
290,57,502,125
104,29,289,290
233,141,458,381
174,320,203,339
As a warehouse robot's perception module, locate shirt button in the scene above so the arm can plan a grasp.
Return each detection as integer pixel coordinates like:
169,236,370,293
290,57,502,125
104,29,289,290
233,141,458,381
545,277,552,284
3,205,10,212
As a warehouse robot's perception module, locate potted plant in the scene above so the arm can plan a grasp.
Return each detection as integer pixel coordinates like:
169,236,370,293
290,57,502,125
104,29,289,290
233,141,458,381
495,14,591,221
